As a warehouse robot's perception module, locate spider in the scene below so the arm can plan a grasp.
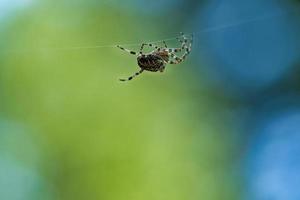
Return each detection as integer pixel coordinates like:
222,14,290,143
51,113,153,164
117,32,193,81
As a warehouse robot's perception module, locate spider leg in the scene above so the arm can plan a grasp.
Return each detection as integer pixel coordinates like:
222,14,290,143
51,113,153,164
167,33,193,53
117,45,137,55
166,53,185,64
119,69,144,82
163,41,168,48
168,49,192,64
166,38,193,65
180,33,193,48
179,33,193,55
177,32,187,45
139,43,161,54
167,47,185,53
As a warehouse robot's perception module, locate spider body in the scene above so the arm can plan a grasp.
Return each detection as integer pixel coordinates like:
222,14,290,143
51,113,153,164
137,51,169,72
117,33,193,81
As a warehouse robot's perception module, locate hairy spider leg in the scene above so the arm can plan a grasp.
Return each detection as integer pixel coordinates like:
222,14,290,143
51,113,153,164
178,32,189,48
139,43,162,55
119,69,144,82
167,42,187,53
167,34,193,64
167,53,187,64
181,33,193,49
117,45,137,55
167,45,187,53
180,33,193,54
167,50,191,64
163,41,168,48
180,32,193,42
168,33,193,53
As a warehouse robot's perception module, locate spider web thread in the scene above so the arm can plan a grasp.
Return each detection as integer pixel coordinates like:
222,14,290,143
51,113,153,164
2,9,295,54
55,9,292,50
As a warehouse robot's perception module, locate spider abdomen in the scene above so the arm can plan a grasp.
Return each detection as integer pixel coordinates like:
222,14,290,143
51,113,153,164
137,55,166,72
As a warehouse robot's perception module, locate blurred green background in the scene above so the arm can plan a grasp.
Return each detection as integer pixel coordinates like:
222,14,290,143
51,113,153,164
0,1,241,200
2,0,300,200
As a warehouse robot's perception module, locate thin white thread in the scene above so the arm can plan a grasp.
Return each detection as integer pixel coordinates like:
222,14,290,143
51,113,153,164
54,36,182,51
195,10,288,34
55,9,289,51
1,9,291,53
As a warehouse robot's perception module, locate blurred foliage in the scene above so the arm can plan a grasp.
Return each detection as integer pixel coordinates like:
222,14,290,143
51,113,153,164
0,1,246,200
